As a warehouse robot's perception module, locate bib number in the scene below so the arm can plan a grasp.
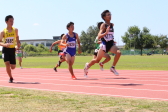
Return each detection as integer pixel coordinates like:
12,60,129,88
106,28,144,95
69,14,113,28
104,32,114,41
16,50,22,53
5,37,14,45
67,41,76,48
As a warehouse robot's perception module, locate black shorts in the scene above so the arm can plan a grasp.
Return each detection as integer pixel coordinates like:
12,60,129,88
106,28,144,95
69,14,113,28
58,50,63,55
2,47,16,64
93,52,98,56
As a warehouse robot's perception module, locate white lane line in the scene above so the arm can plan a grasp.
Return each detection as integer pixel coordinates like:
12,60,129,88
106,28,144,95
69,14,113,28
0,80,168,92
0,85,168,101
1,75,168,83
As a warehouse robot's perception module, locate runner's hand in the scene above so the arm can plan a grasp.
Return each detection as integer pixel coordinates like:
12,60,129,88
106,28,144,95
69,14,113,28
49,49,52,53
66,43,69,47
78,49,82,54
4,43,10,48
105,26,110,34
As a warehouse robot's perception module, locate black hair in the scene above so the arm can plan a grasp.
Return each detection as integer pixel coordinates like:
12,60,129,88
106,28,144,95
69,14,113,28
101,10,110,20
66,22,74,29
60,34,64,39
5,15,14,22
97,22,103,29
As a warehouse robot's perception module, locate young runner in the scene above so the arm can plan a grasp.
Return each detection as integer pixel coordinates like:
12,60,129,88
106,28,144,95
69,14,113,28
93,22,111,71
84,10,121,77
50,34,66,72
61,22,82,80
16,43,23,69
0,15,20,83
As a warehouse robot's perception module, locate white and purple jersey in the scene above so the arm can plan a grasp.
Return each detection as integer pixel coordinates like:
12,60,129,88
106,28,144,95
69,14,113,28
64,32,76,56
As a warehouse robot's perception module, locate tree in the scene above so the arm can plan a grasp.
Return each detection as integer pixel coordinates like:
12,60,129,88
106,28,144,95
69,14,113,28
159,35,168,49
80,25,99,53
137,27,152,55
37,44,49,52
54,44,58,51
24,45,37,52
122,26,153,55
21,42,28,49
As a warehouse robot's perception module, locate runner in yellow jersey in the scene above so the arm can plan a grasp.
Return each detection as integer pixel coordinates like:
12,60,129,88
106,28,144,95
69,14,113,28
50,34,66,72
0,15,20,83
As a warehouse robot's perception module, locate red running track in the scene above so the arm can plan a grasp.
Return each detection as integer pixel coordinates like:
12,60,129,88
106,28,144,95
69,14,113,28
0,67,168,101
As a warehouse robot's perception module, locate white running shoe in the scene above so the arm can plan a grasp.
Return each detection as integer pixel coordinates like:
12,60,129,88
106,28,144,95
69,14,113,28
99,62,104,71
110,67,119,76
20,67,23,69
84,63,89,78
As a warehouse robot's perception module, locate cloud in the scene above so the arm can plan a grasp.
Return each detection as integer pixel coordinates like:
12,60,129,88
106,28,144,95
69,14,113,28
33,23,39,26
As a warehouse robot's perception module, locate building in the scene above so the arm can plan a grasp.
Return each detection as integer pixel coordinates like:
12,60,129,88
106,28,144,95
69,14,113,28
20,39,54,48
53,36,61,41
20,36,61,48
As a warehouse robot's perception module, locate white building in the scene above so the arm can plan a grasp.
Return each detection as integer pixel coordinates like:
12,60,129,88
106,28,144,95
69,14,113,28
20,35,62,49
20,39,54,48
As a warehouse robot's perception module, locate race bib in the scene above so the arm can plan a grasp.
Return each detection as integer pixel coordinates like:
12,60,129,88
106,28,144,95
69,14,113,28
67,41,76,48
5,37,14,45
16,50,22,53
104,32,114,41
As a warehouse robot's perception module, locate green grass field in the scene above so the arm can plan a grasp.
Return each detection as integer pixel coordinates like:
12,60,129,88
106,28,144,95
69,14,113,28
1,55,168,112
0,87,168,112
0,55,167,70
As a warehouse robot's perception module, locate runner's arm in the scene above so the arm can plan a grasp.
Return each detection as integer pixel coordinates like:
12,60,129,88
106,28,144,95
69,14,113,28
76,33,82,54
94,37,101,44
97,40,101,44
0,31,4,46
15,28,20,48
60,35,68,46
0,31,9,47
98,23,110,40
50,40,61,51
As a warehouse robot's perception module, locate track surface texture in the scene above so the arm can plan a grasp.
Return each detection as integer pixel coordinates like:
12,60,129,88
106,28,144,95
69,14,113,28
0,68,168,101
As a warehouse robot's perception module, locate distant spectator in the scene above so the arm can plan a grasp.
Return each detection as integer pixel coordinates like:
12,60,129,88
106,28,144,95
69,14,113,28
163,49,166,55
23,51,27,58
152,50,154,55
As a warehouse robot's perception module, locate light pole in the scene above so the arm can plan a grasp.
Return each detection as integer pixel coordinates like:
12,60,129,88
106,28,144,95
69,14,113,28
129,34,136,55
138,32,142,56
129,35,132,55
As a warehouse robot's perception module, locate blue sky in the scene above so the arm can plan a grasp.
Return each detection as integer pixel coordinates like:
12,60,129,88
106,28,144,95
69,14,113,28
0,0,167,45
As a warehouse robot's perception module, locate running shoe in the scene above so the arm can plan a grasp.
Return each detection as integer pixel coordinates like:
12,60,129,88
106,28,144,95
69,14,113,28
99,62,104,71
9,78,14,83
72,75,77,80
54,67,57,72
84,63,89,78
110,67,119,76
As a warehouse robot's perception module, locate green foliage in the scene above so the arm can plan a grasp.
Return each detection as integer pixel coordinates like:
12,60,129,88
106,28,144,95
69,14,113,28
24,45,38,52
23,44,49,53
121,26,168,55
54,44,58,51
21,42,28,49
80,24,99,53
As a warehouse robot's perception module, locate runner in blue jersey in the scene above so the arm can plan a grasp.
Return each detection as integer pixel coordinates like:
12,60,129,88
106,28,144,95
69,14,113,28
61,22,82,80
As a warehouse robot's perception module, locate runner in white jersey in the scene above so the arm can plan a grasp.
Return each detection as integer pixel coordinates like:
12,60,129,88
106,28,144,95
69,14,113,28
93,22,111,71
84,10,121,77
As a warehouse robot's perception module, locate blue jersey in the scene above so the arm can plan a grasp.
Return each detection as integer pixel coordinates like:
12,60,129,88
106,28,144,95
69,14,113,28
64,32,76,56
